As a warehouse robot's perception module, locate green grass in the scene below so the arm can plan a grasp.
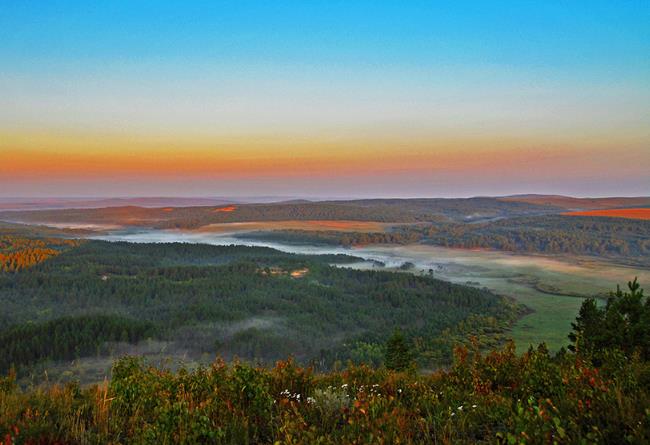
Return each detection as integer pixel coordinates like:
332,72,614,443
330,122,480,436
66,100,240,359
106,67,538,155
379,245,650,353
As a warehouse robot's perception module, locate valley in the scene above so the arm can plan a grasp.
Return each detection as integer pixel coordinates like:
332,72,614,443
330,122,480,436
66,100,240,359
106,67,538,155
1,195,648,384
92,226,650,353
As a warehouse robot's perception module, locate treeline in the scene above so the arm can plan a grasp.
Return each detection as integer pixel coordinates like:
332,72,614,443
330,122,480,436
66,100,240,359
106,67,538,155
237,229,421,246
157,203,426,228
417,216,650,261
0,239,520,372
242,215,650,265
0,315,155,373
335,197,559,220
1,281,648,444
0,203,424,229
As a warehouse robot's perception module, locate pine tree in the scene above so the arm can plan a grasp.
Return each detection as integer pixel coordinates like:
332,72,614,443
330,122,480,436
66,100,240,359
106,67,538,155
385,329,412,371
569,278,649,360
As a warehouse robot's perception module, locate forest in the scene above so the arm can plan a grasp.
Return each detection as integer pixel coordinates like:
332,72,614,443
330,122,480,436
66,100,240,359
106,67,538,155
240,215,650,266
0,280,648,444
0,235,521,376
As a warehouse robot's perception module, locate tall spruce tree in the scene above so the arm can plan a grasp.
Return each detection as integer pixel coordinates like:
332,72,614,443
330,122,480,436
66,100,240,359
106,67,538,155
569,278,649,360
385,329,412,371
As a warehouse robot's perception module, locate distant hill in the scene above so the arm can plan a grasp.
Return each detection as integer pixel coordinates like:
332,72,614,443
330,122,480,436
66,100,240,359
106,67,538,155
3,195,649,231
321,197,561,221
500,194,650,210
0,197,237,211
0,197,561,228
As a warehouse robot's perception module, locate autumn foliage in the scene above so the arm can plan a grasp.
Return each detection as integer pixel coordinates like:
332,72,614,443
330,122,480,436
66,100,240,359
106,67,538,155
0,236,79,272
1,341,648,444
563,208,650,220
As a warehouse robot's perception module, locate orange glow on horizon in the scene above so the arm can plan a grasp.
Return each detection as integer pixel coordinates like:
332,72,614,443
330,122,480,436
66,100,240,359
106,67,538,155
3,129,643,184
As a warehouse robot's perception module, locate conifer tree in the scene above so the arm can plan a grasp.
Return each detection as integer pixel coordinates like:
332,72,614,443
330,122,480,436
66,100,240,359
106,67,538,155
569,278,649,360
385,329,412,371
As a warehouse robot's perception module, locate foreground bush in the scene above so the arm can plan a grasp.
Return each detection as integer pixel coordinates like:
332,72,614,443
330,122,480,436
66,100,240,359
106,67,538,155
1,342,649,444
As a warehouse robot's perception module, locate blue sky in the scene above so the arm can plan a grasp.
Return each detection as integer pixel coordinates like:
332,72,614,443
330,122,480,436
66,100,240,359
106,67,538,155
3,1,648,72
1,1,649,197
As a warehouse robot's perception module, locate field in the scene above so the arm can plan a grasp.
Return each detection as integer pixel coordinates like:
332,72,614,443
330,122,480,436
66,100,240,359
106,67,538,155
346,244,650,352
197,220,390,233
563,208,650,220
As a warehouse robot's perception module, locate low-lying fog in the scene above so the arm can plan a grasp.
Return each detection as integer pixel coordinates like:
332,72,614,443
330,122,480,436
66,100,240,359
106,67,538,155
92,228,650,352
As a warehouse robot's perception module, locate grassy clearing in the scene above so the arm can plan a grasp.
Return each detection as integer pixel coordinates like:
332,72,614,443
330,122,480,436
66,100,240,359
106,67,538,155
197,220,391,233
377,245,650,353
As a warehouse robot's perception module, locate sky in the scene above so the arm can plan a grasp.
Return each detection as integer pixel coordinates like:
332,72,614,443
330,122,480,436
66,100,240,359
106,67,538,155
1,1,649,198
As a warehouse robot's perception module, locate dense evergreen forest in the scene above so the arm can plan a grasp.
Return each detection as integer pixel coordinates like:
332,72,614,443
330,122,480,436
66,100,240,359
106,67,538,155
1,280,648,444
0,236,520,375
0,315,155,371
240,215,650,266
